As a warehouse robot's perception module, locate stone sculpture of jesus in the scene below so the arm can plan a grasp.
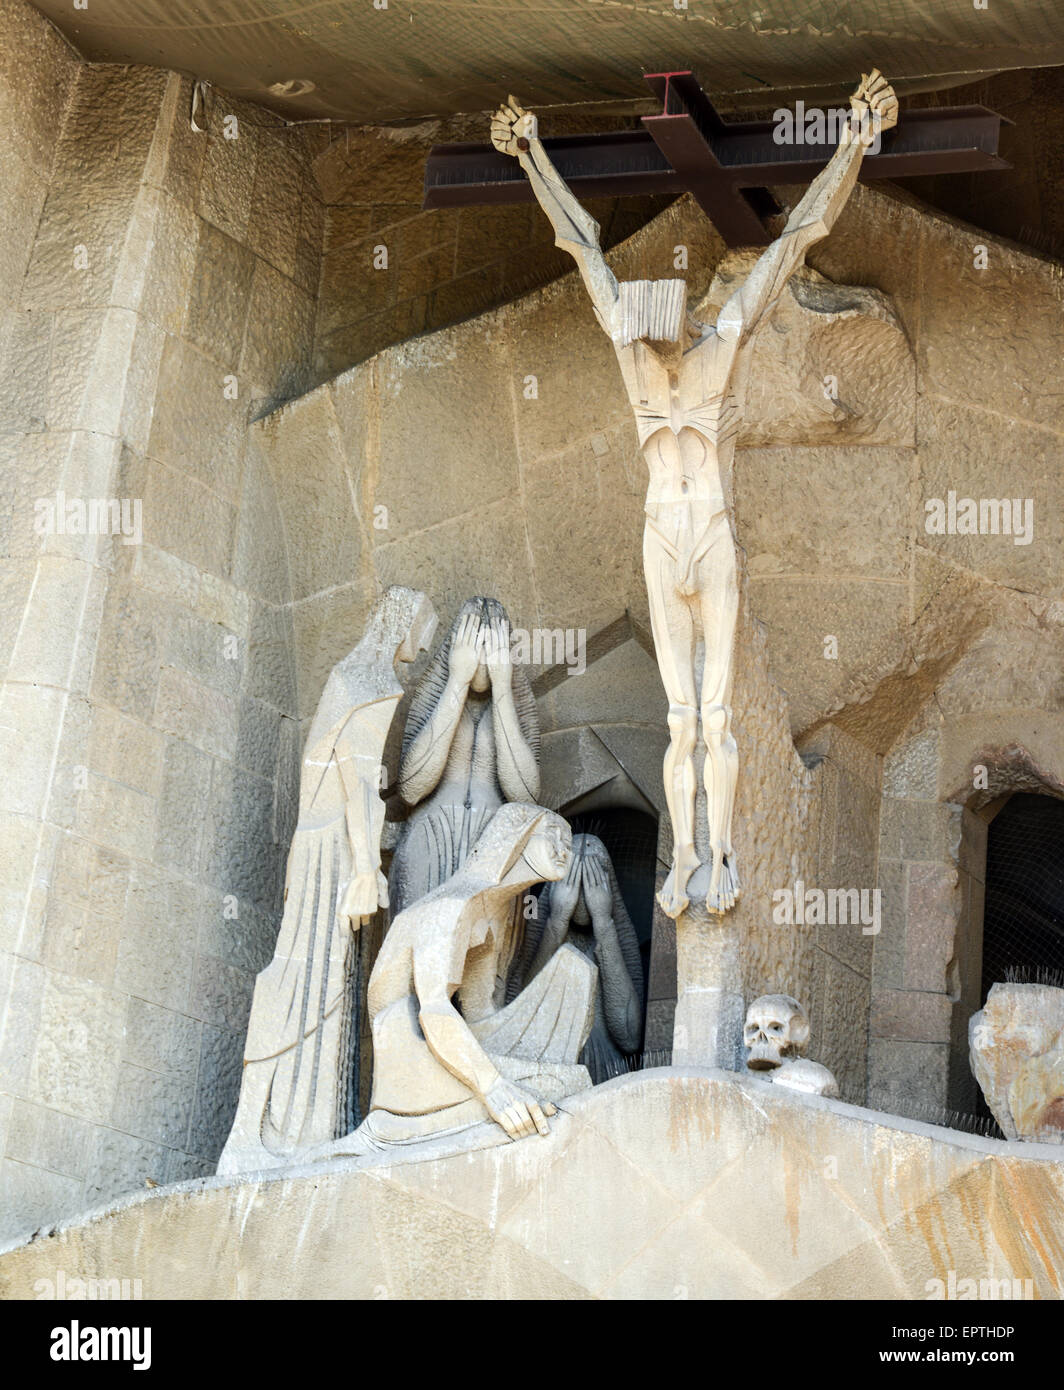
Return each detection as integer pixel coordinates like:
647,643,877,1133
492,70,898,918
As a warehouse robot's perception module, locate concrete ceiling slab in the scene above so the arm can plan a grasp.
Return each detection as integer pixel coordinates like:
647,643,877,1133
31,0,1064,125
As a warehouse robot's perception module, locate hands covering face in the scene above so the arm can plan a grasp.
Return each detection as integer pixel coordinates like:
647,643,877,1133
550,847,612,925
448,610,512,690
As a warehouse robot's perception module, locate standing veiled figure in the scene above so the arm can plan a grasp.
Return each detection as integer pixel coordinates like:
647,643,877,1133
388,596,540,921
217,587,438,1176
510,833,644,1084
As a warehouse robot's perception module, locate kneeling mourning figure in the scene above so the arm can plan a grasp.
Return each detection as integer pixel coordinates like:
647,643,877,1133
509,833,644,1085
307,802,595,1157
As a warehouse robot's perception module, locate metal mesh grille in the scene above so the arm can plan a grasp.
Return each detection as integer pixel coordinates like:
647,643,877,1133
981,792,1064,1000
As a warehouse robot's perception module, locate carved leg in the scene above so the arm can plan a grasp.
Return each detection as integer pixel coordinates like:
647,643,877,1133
698,528,740,914
643,524,700,919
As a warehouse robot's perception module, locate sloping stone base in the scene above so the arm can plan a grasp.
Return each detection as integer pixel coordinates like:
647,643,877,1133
2,1069,1062,1300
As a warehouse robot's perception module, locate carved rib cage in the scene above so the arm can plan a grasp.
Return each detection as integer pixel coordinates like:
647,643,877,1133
618,278,687,348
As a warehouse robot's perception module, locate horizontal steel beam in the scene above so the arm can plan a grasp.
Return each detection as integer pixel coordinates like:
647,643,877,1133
423,73,1009,246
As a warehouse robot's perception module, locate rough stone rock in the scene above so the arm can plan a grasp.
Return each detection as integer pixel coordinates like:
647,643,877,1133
970,983,1064,1141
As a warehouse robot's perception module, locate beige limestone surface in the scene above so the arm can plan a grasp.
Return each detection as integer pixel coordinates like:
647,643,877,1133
2,1069,1062,1300
4,0,1064,1242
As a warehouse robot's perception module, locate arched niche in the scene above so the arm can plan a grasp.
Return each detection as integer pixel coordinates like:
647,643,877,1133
534,618,674,1062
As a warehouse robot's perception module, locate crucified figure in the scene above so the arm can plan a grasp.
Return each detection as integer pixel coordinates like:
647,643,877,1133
492,71,898,919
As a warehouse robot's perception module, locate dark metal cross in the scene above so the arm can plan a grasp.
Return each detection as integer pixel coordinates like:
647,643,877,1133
423,71,1009,247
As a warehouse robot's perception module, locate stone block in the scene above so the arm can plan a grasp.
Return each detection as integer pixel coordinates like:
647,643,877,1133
904,861,960,993
153,736,213,878
5,552,102,694
374,322,519,542
0,815,56,958
871,858,907,991
195,897,279,978
41,891,120,988
272,714,301,847
183,221,256,366
250,388,362,603
240,259,314,401
878,798,962,863
0,682,65,820
147,335,249,503
810,951,870,1101
919,226,1064,435
132,541,200,609
122,997,203,1077
291,585,376,722
166,605,245,699
247,135,302,279
0,1158,83,1245
139,193,201,336
197,125,258,245
917,395,1059,592
867,1038,950,1116
374,498,538,654
4,1099,94,1181
81,1126,168,1209
115,865,202,1012
202,761,280,909
28,971,124,1125
197,571,250,635
141,455,237,579
188,953,255,1033
735,446,910,580
883,727,940,799
164,1150,215,1184
523,422,645,637
746,576,908,736
72,771,154,862
234,693,281,779
185,1024,244,1162
86,706,165,800
231,441,292,607
89,578,166,722
871,988,953,1043
246,600,297,717
111,1063,194,1150
154,665,238,761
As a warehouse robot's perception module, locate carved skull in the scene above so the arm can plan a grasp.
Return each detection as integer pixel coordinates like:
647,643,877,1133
744,995,810,1071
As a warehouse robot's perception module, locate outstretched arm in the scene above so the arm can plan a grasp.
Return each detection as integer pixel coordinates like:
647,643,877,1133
718,70,898,349
492,96,619,336
414,938,554,1139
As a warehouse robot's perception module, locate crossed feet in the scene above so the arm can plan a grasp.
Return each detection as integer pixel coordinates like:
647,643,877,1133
656,845,741,918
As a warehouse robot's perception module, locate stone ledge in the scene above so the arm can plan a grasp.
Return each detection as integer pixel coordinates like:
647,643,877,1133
2,1068,1062,1299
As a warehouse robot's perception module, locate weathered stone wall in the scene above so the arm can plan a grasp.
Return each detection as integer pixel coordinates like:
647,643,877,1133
0,0,324,1241
3,0,1064,1243
310,117,673,385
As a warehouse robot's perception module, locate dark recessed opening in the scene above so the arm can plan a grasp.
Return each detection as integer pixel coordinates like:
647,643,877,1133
981,792,1064,999
568,805,659,989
